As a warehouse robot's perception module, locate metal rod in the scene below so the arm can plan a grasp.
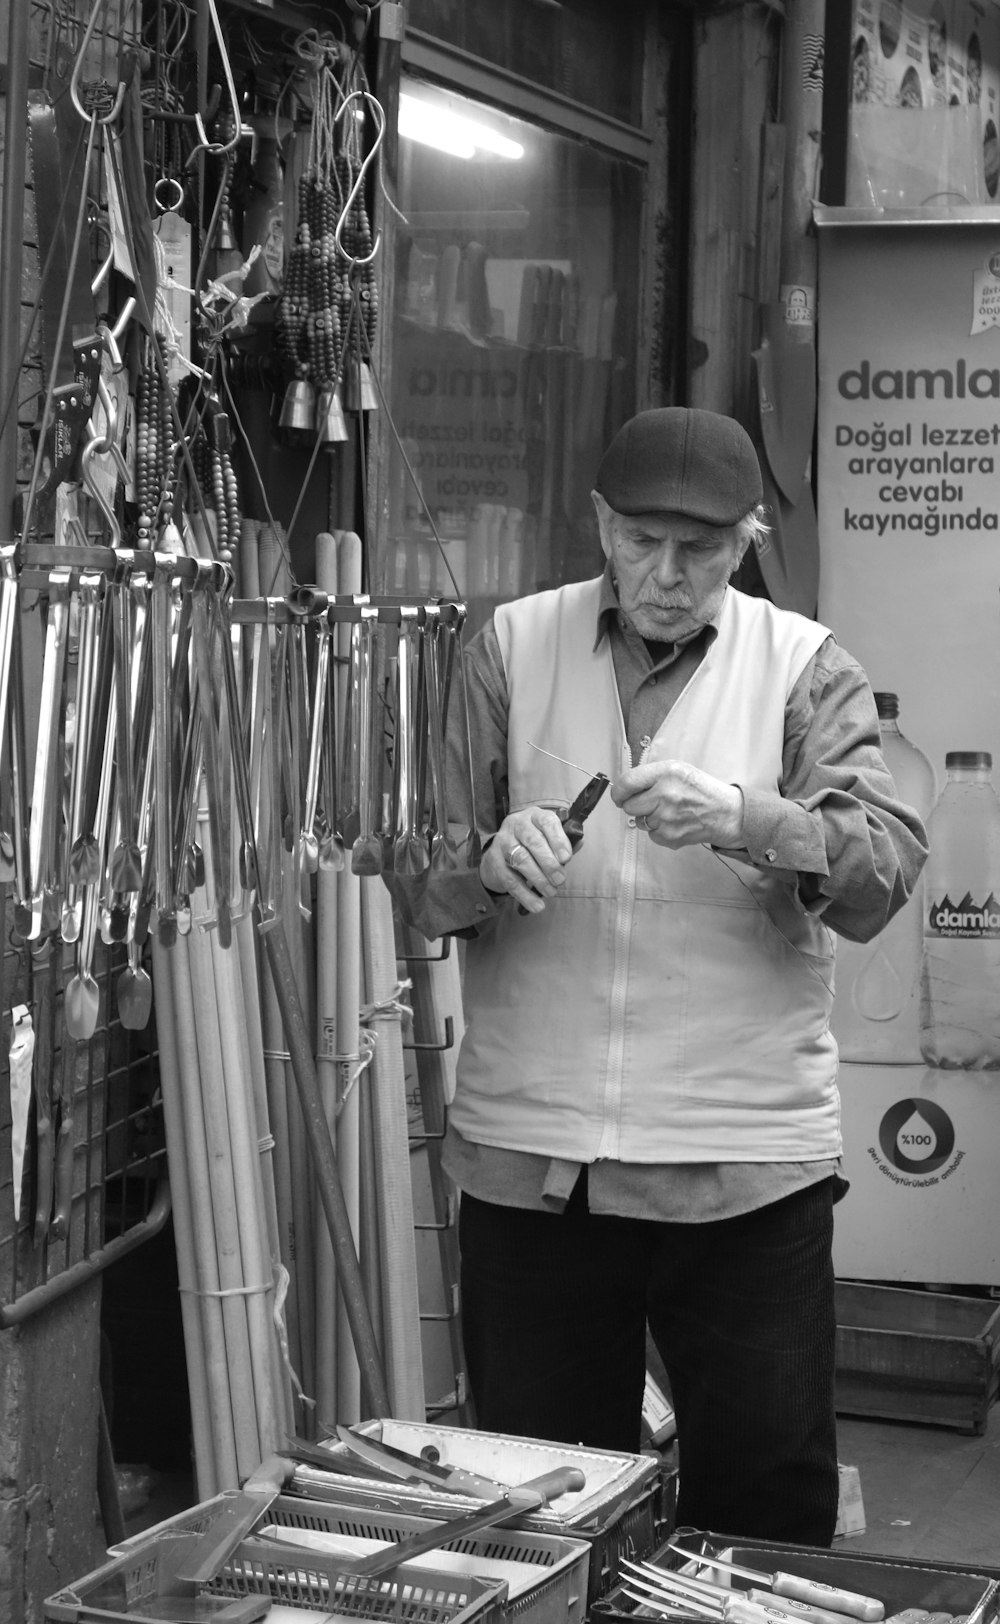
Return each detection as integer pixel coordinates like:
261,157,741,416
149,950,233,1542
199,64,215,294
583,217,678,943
0,1179,172,1327
262,914,391,1417
0,0,31,536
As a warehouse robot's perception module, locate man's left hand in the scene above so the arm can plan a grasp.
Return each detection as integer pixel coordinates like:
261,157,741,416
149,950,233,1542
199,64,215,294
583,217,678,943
611,758,744,849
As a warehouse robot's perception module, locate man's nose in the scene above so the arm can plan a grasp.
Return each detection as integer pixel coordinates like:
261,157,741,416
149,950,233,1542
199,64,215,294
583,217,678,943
651,541,683,584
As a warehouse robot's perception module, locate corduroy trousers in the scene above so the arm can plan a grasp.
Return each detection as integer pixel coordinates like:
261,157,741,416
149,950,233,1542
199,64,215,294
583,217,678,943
459,1173,839,1546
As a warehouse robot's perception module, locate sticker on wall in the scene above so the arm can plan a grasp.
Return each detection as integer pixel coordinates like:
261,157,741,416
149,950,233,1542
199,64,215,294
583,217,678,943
873,1096,961,1182
971,250,1000,332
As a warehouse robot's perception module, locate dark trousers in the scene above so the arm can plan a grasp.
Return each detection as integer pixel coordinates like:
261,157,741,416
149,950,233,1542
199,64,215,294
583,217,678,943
459,1174,839,1546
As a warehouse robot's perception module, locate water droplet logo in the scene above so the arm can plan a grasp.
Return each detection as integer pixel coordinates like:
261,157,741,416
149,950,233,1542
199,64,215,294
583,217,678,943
878,1098,955,1174
851,945,904,1021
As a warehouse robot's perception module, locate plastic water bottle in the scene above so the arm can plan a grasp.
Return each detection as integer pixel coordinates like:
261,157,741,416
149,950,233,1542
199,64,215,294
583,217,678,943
919,750,1000,1069
832,693,936,1062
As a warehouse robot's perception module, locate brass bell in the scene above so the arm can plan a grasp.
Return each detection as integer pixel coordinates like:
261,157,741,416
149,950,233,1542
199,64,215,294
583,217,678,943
279,377,315,432
316,384,348,444
216,204,237,253
345,359,378,413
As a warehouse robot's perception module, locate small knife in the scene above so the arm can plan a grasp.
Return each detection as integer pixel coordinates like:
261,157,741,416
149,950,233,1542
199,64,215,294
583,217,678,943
334,1424,513,1501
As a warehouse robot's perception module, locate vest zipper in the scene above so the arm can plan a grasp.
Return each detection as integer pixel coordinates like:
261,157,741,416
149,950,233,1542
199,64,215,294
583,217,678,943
595,744,641,1158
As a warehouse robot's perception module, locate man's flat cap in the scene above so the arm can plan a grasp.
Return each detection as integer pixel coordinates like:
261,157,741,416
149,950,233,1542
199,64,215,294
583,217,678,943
595,407,762,525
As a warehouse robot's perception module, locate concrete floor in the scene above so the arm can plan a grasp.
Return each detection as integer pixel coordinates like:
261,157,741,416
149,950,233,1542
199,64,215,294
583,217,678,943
835,1401,1000,1572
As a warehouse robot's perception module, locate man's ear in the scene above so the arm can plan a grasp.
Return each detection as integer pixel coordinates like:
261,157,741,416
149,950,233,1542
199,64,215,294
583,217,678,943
592,489,614,560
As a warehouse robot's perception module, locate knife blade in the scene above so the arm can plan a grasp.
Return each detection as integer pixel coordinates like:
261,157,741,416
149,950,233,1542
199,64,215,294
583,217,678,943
334,1424,512,1501
346,1465,587,1579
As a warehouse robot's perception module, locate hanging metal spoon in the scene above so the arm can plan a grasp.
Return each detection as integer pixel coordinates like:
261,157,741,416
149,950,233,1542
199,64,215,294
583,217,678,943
117,936,152,1030
63,695,115,1042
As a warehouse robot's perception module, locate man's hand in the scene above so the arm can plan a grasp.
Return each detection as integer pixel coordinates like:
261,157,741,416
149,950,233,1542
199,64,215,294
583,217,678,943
612,758,744,850
479,806,575,912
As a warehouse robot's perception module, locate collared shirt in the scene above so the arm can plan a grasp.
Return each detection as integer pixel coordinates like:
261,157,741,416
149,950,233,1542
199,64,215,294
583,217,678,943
386,572,929,1221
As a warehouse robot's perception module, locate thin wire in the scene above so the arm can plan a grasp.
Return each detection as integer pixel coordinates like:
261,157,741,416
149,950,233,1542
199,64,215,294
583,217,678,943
708,846,835,997
356,305,460,598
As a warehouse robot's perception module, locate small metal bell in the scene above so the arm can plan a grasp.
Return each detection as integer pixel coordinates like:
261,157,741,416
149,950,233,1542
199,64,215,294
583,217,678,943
216,204,237,253
279,377,315,431
345,359,378,413
316,384,348,443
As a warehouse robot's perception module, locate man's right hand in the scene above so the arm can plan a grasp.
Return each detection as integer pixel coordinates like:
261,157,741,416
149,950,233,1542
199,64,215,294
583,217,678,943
479,807,575,912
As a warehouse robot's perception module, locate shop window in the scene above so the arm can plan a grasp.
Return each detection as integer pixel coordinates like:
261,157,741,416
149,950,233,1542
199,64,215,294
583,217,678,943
386,76,644,632
406,0,645,128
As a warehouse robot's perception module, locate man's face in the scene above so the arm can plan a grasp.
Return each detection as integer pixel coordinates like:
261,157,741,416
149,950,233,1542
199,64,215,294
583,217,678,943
593,492,747,643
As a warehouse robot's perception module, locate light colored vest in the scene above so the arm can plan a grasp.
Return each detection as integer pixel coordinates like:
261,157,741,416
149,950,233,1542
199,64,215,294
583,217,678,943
449,578,843,1164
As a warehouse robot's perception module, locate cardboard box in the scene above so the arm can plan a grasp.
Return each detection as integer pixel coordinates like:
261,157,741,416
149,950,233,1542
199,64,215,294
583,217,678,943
835,1279,1000,1434
834,1462,867,1538
833,1061,1000,1287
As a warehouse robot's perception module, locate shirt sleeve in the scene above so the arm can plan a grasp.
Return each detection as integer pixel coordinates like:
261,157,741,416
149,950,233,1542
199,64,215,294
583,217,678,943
380,617,513,940
734,636,930,941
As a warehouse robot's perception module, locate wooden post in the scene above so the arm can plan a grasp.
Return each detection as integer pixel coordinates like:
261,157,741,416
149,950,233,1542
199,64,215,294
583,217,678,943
778,0,826,343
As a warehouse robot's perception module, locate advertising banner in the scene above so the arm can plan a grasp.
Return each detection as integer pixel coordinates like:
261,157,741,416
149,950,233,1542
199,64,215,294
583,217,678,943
816,217,1000,1281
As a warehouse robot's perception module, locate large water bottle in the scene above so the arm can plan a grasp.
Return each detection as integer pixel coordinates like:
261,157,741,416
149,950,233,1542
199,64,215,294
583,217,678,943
919,750,1000,1069
832,693,936,1062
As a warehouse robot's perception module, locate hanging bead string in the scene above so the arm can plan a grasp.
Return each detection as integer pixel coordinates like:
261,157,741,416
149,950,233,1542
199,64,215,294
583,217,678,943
274,32,385,408
136,334,172,550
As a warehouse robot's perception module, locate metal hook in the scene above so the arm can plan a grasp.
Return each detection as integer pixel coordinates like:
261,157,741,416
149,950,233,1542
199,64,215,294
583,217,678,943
69,0,126,125
81,432,122,547
191,0,243,156
333,90,385,267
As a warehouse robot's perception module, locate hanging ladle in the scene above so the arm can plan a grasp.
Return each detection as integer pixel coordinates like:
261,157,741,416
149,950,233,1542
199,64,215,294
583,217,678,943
63,696,116,1042
117,935,152,1030
351,607,383,876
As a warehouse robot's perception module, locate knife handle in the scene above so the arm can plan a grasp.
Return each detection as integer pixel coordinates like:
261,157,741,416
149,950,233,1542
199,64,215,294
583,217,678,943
507,1465,586,1512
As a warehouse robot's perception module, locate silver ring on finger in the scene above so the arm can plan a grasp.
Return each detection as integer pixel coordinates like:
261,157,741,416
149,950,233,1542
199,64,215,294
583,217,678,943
636,814,650,832
508,842,528,868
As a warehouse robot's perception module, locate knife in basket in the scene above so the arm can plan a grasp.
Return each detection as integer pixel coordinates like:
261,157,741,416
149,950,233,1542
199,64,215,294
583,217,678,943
333,1423,512,1500
345,1464,587,1579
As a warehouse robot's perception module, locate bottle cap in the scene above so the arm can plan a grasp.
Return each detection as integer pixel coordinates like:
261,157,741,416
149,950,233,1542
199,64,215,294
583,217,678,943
873,692,899,718
945,750,992,770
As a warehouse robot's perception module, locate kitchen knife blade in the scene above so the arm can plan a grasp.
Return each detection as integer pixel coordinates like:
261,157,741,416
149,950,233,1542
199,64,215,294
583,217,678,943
334,1424,521,1501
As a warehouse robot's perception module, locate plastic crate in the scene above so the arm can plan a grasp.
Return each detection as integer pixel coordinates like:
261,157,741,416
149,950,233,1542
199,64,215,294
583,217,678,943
107,1490,591,1624
290,1419,663,1605
44,1518,510,1624
835,1281,1000,1435
590,1530,1000,1624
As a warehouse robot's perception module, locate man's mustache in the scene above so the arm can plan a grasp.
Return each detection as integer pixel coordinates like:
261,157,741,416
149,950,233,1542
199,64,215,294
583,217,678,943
639,593,692,611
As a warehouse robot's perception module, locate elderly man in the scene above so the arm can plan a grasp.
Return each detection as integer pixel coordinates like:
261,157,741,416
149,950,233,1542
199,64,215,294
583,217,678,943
390,408,928,1546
